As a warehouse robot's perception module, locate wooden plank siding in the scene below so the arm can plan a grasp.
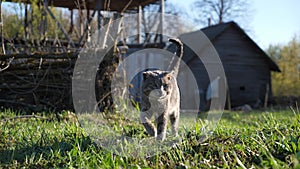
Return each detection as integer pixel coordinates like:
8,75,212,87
178,21,280,110
214,27,272,107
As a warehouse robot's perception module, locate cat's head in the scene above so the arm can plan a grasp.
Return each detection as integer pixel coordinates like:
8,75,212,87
142,70,174,100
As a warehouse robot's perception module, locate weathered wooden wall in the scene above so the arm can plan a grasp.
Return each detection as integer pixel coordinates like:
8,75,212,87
214,27,272,107
185,25,274,110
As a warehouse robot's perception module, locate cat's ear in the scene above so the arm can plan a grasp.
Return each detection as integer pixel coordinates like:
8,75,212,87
163,71,173,80
143,71,153,80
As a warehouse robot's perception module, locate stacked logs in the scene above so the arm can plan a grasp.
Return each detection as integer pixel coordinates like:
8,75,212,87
0,48,120,113
0,53,77,112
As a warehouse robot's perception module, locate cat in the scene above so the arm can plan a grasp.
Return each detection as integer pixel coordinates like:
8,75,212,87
139,38,183,141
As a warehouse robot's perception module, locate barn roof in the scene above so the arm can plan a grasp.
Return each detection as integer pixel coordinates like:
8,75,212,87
179,21,281,72
6,0,159,11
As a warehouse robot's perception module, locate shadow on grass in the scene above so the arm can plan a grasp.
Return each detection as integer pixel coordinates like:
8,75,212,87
198,110,267,123
0,134,95,165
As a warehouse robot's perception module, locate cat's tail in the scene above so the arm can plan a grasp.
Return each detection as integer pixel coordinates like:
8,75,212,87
168,38,183,77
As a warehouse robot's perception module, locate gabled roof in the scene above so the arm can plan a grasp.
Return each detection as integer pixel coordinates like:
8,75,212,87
200,22,232,41
179,21,280,72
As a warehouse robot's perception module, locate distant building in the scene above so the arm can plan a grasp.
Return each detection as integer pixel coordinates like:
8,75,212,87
178,21,280,111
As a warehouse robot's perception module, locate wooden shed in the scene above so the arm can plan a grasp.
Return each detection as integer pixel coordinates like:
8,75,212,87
178,21,280,111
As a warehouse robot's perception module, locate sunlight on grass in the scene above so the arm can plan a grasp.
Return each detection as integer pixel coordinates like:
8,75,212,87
0,108,299,168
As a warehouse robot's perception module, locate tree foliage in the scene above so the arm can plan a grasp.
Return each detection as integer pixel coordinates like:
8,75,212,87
2,2,69,41
268,37,300,96
2,8,23,39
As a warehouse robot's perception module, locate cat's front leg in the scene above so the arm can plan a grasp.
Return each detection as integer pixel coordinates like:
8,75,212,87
140,111,157,137
156,112,168,141
170,111,179,137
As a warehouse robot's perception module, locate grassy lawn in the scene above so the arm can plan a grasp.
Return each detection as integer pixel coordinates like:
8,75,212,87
0,108,299,168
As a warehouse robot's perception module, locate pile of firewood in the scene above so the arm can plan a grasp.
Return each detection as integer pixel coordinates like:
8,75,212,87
0,53,77,112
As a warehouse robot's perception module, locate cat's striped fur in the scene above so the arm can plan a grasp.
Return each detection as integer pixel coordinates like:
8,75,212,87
140,38,183,141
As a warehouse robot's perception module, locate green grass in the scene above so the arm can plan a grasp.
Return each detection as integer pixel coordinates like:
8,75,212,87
0,108,299,168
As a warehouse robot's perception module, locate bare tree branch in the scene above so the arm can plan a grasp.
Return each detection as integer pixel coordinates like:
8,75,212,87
193,0,251,26
0,57,14,72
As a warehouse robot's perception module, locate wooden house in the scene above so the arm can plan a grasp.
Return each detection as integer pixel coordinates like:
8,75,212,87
177,21,280,111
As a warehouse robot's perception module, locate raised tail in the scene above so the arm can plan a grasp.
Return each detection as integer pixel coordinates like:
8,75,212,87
168,38,183,77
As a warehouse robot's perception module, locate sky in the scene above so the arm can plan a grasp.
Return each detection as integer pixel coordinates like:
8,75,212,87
172,0,300,49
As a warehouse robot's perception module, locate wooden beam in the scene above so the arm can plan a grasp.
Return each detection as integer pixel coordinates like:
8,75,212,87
43,0,75,48
24,1,28,40
264,83,269,108
79,8,84,38
226,80,231,110
78,10,96,46
68,9,74,34
137,5,142,44
159,0,164,43
87,9,91,42
42,2,48,41
96,0,102,30
0,0,5,54
3,0,160,11
0,52,78,60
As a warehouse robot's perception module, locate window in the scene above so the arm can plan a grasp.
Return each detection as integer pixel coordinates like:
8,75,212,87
240,86,245,91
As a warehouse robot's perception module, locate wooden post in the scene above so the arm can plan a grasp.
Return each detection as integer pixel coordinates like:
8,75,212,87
30,1,34,39
68,9,74,34
79,8,84,38
42,2,47,41
264,83,270,108
96,0,102,45
142,7,149,43
43,0,75,47
137,5,142,44
87,9,91,42
225,77,231,110
96,0,102,30
78,10,96,46
208,18,211,26
38,1,42,40
0,0,5,54
159,0,164,44
227,87,231,110
24,1,29,40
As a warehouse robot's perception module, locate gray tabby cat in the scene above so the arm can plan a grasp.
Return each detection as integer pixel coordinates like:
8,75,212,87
140,38,183,141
